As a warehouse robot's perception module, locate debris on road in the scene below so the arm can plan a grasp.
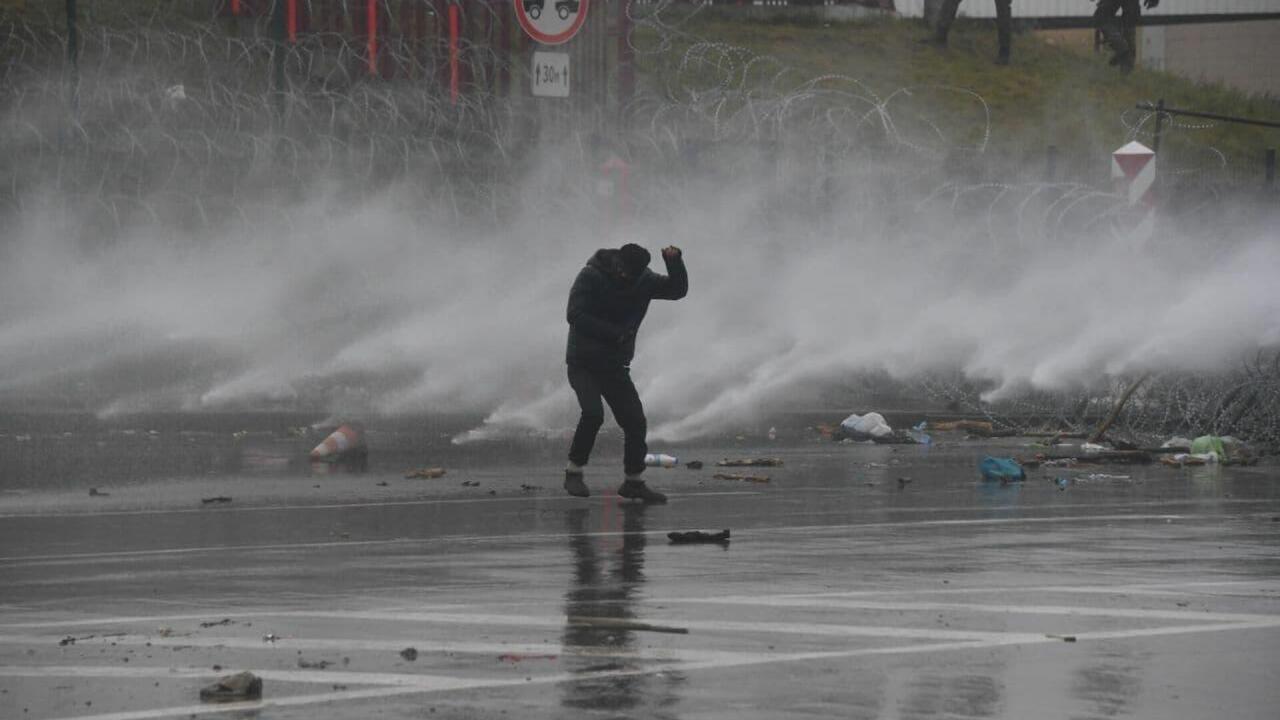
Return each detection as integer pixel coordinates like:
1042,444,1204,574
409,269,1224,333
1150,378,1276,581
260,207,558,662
716,457,782,467
685,460,704,470
310,424,366,462
375,481,389,487
1046,634,1077,642
201,496,232,504
199,671,262,703
713,472,770,484
88,488,109,497
567,616,689,634
262,633,281,643
462,480,481,487
668,529,730,544
405,467,447,479
645,453,679,467
58,636,76,646
199,619,232,628
839,412,893,440
520,484,541,492
498,653,558,662
297,658,332,669
897,477,913,487
979,457,1025,482
400,647,418,661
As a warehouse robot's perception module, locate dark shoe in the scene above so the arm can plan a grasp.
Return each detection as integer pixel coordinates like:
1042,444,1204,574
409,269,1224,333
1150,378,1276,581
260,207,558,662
618,479,667,504
563,470,589,498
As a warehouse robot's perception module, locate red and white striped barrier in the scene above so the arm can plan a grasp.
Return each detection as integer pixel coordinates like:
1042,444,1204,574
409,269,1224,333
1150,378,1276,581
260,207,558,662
1112,140,1156,245
310,424,366,461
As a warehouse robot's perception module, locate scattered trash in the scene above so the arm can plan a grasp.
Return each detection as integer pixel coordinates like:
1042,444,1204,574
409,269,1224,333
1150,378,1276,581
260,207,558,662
767,426,777,441
713,473,770,484
927,419,998,435
685,460,704,470
519,484,541,492
644,453,679,468
310,424,366,462
872,430,920,445
399,647,418,661
201,496,232,505
668,529,730,544
232,430,249,440
405,467,447,479
297,658,332,669
1083,473,1130,481
262,634,281,643
839,412,892,440
164,84,186,102
1046,634,1077,642
907,426,932,445
497,653,558,662
1080,442,1108,453
979,457,1025,482
1054,476,1070,490
287,426,310,438
566,616,689,634
1160,453,1214,467
716,457,783,467
199,619,232,628
88,487,109,497
199,671,262,703
461,480,481,487
59,636,76,646
157,627,174,638
375,480,389,487
897,477,912,487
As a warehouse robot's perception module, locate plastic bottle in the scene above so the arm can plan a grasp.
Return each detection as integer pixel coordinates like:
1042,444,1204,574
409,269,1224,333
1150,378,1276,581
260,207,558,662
644,453,678,468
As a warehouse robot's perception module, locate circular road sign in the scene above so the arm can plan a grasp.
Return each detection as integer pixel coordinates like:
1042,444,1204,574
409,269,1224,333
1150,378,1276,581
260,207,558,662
514,0,590,46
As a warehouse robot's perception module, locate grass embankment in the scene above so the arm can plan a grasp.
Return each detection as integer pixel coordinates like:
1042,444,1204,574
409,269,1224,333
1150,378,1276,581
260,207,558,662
636,11,1279,180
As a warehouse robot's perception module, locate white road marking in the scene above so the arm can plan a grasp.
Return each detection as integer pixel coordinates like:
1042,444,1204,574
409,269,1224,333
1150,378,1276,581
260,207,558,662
11,618,1280,720
0,609,1040,642
0,633,743,664
0,512,1206,567
668,597,1280,624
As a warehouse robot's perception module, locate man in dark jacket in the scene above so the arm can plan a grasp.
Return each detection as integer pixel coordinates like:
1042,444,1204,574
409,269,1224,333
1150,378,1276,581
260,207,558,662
564,243,688,503
1096,0,1158,72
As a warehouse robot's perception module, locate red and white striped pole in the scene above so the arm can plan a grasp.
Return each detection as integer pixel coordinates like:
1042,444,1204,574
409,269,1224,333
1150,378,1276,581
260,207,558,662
1111,140,1156,244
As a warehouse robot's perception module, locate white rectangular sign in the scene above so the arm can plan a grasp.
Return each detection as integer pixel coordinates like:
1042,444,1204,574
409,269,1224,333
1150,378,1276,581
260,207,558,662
531,51,570,98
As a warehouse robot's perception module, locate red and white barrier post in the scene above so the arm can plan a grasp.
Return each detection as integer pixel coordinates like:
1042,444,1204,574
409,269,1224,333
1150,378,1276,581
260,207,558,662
1111,140,1156,245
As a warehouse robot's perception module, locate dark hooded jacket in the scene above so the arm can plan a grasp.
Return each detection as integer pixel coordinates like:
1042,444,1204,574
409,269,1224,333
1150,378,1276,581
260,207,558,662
565,248,688,368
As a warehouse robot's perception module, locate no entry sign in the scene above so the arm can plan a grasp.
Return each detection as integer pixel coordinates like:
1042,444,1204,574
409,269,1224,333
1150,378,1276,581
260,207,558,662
514,0,589,46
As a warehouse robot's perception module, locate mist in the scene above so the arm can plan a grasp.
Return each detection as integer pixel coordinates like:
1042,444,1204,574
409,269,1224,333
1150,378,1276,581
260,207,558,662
2,11,1278,443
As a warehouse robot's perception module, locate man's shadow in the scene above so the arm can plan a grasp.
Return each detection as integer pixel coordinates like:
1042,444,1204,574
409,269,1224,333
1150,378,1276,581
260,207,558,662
560,503,681,713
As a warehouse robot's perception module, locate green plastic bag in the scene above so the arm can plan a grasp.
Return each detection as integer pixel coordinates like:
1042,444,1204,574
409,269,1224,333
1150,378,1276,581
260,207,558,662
1190,435,1226,460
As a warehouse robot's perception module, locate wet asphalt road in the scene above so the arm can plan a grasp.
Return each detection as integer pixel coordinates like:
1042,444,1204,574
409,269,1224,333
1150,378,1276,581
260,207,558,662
1,420,1279,719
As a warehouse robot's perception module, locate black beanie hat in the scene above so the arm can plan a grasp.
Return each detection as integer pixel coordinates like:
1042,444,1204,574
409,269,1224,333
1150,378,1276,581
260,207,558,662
619,243,650,274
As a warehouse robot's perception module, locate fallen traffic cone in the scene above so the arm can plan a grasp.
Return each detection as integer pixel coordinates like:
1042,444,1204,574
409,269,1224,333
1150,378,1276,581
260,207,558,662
309,424,366,462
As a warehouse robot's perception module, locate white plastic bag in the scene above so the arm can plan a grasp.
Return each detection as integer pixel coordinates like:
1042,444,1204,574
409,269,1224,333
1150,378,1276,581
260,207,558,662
840,412,892,439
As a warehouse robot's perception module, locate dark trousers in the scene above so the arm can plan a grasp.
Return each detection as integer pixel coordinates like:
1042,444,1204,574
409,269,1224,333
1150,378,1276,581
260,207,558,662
1095,0,1140,64
567,364,648,477
935,0,1012,53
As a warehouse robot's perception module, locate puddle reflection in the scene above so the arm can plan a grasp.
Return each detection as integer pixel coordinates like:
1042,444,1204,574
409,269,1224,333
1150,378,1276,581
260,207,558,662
560,503,684,715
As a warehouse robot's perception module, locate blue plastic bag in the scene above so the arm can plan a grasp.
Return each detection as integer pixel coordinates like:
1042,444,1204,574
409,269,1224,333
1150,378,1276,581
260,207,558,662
979,456,1025,482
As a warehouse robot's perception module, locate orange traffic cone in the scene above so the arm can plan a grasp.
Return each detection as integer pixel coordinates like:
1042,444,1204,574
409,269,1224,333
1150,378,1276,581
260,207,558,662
309,424,366,462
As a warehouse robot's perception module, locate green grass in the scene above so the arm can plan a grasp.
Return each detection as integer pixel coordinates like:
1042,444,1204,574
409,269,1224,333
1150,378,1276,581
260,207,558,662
635,11,1280,179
